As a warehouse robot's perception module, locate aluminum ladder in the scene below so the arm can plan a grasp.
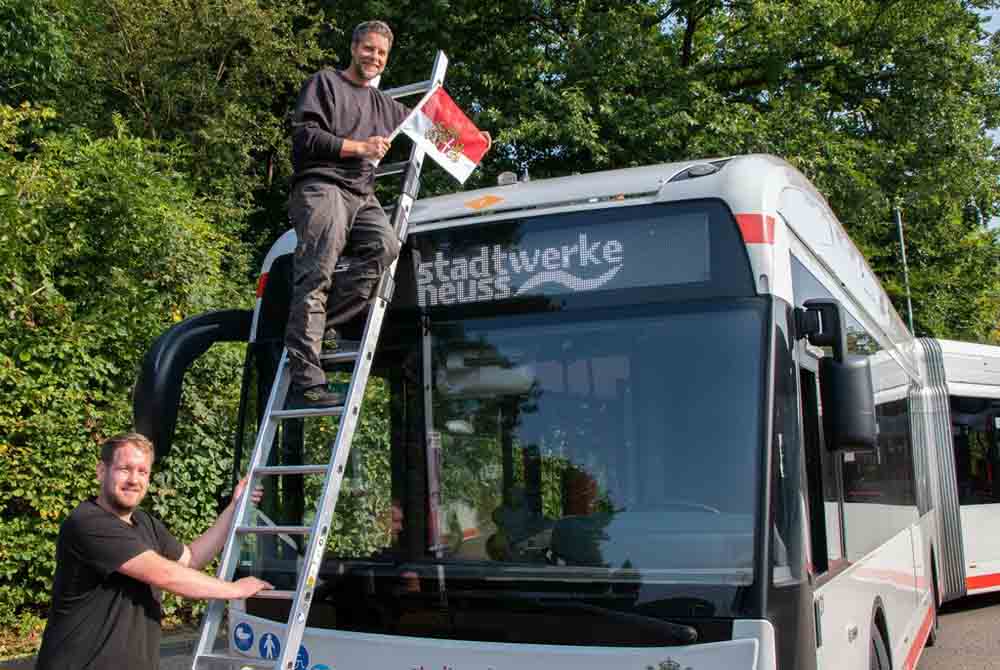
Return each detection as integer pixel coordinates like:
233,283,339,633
191,50,449,670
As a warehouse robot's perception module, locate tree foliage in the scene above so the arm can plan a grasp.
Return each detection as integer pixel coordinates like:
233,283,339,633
0,0,72,106
50,0,335,246
336,0,1000,339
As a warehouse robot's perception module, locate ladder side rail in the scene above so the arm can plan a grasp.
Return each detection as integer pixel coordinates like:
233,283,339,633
273,49,448,670
191,351,293,668
388,50,448,245
271,260,389,670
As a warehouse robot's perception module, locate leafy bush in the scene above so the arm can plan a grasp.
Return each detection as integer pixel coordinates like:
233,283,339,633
0,104,251,631
0,0,72,106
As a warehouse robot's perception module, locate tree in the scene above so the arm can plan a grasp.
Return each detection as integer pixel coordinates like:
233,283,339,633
0,0,72,106
50,0,335,246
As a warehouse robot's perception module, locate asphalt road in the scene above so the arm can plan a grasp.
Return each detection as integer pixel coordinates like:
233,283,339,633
919,591,1000,669
0,628,213,670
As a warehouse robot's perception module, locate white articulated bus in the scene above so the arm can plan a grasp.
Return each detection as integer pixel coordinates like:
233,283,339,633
136,154,944,670
916,339,1000,603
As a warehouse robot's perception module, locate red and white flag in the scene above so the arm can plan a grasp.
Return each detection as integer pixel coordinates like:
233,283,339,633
391,85,488,184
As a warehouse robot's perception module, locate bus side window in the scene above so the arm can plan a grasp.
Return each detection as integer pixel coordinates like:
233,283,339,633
801,366,845,576
951,396,1000,504
790,252,847,577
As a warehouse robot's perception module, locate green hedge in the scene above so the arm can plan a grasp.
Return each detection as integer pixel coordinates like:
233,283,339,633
0,106,395,648
0,104,250,634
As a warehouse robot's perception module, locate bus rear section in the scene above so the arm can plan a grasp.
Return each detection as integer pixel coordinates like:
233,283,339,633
920,338,1000,599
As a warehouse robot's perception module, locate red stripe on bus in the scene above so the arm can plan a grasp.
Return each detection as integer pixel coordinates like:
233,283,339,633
256,273,269,298
854,565,927,591
903,606,934,670
735,213,776,244
967,572,1000,591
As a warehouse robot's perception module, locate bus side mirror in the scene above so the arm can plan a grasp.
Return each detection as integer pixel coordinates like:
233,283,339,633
795,299,847,363
819,356,878,452
795,299,878,452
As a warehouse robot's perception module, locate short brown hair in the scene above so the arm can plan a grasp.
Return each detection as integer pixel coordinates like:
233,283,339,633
100,432,155,465
352,20,394,49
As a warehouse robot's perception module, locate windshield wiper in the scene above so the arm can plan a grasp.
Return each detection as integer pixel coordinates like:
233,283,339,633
542,599,698,645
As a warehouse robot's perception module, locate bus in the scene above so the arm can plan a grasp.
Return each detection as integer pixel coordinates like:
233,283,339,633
918,338,1000,603
135,154,944,670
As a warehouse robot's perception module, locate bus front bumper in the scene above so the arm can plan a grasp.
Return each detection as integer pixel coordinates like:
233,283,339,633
228,610,777,670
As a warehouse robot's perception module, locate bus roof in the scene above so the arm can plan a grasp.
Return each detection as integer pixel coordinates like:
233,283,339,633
409,159,707,225
408,154,834,228
936,339,1000,397
409,154,914,360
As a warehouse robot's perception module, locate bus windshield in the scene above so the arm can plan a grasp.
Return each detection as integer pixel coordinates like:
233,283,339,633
426,301,765,578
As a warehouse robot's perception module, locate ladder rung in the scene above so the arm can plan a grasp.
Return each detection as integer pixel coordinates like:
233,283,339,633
195,652,275,669
236,525,311,535
254,465,328,476
271,406,345,420
249,589,296,600
375,161,409,178
319,349,360,365
384,80,432,99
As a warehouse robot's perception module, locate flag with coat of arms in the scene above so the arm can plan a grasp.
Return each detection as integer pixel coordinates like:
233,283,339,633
390,85,489,184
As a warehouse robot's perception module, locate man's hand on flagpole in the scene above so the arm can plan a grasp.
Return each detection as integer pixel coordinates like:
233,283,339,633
364,136,391,160
343,136,391,160
480,131,492,154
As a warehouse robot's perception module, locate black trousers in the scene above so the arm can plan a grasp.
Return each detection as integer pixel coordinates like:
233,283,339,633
285,178,400,389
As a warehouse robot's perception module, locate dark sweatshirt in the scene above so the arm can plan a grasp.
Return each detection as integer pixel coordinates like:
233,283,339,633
290,68,410,194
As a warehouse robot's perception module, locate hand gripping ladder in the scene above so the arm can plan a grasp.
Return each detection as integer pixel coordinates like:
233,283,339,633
191,51,449,670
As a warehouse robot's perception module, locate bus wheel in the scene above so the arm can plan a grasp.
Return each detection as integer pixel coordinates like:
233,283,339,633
870,624,890,670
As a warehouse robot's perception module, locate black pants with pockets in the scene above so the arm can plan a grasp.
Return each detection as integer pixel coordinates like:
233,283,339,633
285,178,400,389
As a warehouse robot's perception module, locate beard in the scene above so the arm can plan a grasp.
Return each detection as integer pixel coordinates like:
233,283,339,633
352,60,382,82
102,485,145,516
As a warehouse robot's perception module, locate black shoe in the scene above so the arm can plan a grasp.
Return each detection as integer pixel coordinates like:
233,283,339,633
321,329,361,354
287,384,345,410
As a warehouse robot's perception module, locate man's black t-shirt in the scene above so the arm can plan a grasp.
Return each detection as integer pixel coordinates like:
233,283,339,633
36,498,185,670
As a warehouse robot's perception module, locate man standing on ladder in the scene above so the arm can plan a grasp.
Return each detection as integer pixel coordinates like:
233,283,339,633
285,20,490,409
